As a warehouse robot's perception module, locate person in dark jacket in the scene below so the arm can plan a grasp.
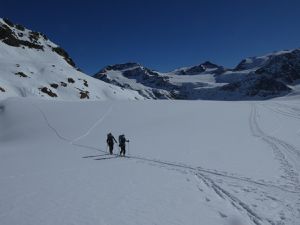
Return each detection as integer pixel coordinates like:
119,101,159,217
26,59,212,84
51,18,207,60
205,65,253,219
119,134,129,156
107,133,117,155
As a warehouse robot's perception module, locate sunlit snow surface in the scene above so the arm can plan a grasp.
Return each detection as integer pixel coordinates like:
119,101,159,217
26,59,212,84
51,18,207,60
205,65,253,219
0,97,300,225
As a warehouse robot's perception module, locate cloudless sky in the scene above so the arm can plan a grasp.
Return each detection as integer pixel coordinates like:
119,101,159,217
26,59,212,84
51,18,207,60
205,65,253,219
1,0,300,74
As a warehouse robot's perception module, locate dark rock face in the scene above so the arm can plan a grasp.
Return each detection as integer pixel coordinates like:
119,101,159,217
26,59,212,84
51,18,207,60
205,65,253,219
15,72,28,78
247,76,291,96
233,57,269,71
221,75,291,97
121,66,177,91
176,61,224,75
255,49,300,84
52,47,76,67
60,82,67,87
40,87,57,97
67,78,75,83
104,63,140,72
77,89,89,99
1,19,76,67
0,86,5,92
50,83,59,89
79,79,88,87
83,80,88,87
0,23,44,50
15,24,25,31
220,82,240,92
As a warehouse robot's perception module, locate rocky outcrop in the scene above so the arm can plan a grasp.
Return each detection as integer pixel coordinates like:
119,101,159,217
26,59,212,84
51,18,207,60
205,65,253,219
255,49,300,84
0,18,76,67
175,61,225,75
0,23,44,50
95,63,178,99
52,47,76,67
39,87,58,97
221,75,291,98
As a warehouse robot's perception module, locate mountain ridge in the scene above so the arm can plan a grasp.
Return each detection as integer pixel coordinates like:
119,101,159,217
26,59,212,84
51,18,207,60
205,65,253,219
94,49,300,100
0,18,143,100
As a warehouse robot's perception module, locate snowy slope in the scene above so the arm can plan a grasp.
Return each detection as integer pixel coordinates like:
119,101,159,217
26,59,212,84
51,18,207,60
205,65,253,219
1,97,300,225
0,18,143,100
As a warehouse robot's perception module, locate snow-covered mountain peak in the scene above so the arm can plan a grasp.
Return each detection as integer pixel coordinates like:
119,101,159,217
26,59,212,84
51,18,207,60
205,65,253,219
94,63,173,99
173,61,225,75
0,18,76,67
101,62,142,72
94,48,300,100
97,62,160,77
234,49,300,71
0,18,143,100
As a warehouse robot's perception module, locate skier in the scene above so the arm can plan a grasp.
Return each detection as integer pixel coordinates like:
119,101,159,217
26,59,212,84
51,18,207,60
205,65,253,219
106,133,117,155
119,134,129,156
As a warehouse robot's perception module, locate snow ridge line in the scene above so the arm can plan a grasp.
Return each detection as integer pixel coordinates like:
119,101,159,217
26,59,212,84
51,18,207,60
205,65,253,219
249,103,300,190
195,173,264,225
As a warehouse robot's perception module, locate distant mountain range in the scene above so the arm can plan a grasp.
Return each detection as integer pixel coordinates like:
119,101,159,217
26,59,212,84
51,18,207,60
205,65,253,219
1,18,300,100
94,49,300,100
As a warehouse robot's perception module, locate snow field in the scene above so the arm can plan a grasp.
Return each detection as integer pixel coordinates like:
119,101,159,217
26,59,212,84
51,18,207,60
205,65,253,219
0,98,300,225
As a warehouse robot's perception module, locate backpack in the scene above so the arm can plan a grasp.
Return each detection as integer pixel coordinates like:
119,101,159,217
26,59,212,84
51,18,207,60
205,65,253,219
119,135,125,146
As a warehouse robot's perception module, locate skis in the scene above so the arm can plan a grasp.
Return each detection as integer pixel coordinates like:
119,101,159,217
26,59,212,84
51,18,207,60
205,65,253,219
82,153,109,158
94,155,119,160
83,153,129,161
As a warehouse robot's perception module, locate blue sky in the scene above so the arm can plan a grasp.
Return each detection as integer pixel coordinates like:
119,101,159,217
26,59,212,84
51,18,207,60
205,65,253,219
1,0,300,74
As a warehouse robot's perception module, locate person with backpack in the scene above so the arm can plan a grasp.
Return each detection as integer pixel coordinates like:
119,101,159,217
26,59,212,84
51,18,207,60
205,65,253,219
107,133,117,155
119,134,129,156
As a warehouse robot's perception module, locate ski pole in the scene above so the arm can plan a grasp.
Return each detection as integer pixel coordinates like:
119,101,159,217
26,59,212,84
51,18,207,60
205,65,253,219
128,141,130,155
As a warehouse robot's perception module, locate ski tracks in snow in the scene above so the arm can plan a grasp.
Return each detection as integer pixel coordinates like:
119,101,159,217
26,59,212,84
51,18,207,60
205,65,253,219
34,102,113,152
261,102,300,121
70,106,113,144
35,101,300,225
249,103,300,191
194,173,264,225
34,103,71,143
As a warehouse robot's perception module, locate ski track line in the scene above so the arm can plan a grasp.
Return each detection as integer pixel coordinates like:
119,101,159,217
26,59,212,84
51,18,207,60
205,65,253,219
255,103,300,163
259,102,300,159
70,105,113,144
33,102,112,152
91,154,270,225
34,101,300,194
260,102,300,121
195,173,264,225
91,152,299,193
249,103,300,191
32,101,300,224
33,103,71,142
